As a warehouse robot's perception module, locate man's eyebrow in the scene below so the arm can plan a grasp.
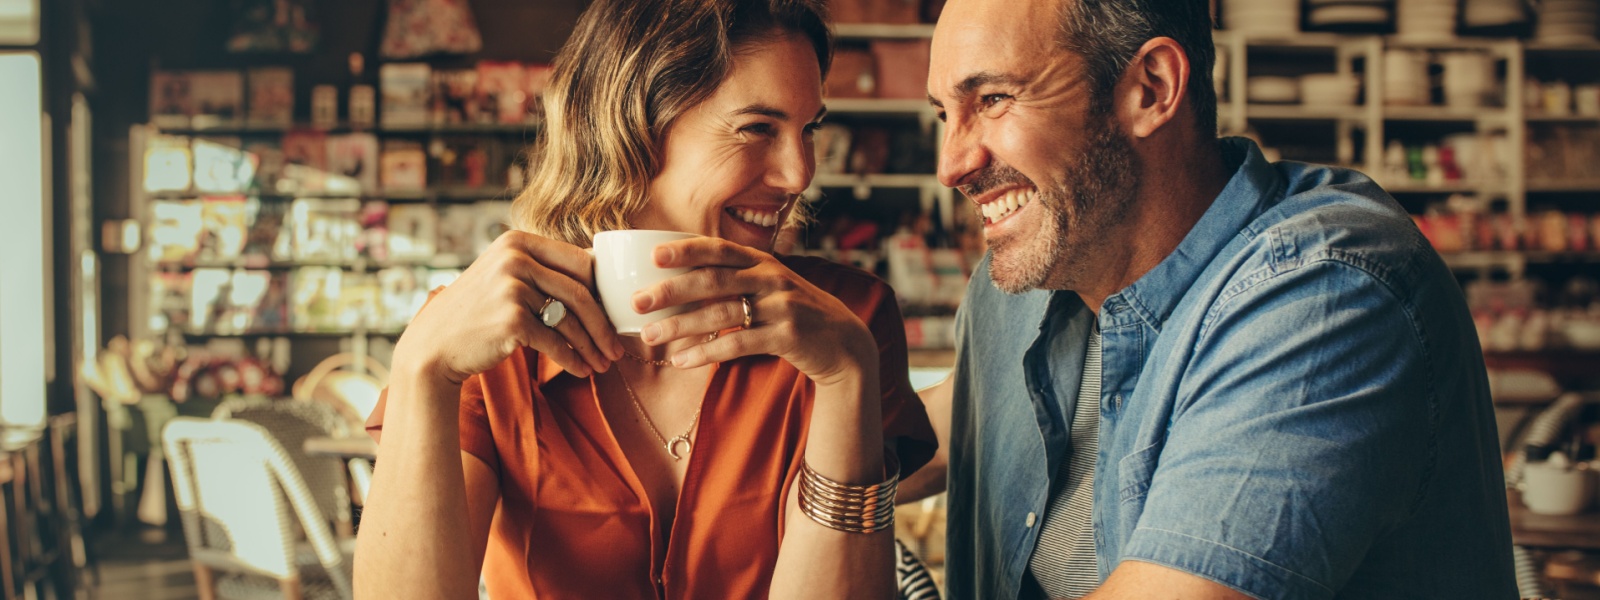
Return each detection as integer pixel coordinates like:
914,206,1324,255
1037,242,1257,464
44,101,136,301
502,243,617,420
729,104,829,122
930,71,1024,107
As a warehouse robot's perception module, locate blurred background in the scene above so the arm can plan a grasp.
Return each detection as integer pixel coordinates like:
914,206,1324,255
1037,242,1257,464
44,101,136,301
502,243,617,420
2,0,1600,598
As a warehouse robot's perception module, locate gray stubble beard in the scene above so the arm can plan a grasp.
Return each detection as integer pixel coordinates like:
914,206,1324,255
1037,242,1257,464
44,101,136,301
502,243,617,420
988,115,1140,295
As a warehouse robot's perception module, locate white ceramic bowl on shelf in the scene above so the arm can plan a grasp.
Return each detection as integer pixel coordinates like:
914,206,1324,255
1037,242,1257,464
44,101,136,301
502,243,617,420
1300,73,1360,106
1247,76,1301,103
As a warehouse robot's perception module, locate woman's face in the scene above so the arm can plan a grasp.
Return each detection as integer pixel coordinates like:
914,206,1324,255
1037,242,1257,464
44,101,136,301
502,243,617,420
632,33,824,251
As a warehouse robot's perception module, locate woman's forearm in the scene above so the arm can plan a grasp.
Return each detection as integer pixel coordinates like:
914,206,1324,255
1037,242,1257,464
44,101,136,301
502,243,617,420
353,367,485,600
769,361,896,600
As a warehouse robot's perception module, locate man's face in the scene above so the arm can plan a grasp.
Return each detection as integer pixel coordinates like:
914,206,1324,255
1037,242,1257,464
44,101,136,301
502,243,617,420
928,0,1140,294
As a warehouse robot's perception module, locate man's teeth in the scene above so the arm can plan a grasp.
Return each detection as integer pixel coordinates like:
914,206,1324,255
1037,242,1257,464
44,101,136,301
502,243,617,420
733,208,780,227
980,189,1033,223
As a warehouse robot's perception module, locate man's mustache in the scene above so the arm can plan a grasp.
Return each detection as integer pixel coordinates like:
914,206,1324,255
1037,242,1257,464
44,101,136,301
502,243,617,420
960,162,1033,199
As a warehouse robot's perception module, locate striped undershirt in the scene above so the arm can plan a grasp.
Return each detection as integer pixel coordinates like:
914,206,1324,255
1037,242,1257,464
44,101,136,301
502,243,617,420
1025,324,1102,598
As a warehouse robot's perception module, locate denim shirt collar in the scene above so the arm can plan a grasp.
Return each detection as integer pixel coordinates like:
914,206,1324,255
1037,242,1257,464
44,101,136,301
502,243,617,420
1103,137,1282,332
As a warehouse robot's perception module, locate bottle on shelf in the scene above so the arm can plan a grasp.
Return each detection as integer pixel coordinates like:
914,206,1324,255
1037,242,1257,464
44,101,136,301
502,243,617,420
349,53,376,129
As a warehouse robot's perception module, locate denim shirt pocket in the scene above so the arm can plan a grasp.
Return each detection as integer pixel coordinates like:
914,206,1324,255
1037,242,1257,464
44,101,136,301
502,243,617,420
1117,442,1162,504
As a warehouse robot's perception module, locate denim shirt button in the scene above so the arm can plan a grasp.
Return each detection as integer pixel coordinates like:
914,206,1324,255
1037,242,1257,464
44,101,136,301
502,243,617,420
1025,512,1037,528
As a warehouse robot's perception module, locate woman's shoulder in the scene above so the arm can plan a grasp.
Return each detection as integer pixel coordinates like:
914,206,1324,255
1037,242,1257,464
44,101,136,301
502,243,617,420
777,254,897,311
777,254,890,290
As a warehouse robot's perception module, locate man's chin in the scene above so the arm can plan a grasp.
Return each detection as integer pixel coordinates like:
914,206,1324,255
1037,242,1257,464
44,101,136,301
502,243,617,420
987,249,1048,295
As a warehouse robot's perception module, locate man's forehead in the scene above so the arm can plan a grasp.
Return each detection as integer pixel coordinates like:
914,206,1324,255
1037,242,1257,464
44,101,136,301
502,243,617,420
930,0,1065,93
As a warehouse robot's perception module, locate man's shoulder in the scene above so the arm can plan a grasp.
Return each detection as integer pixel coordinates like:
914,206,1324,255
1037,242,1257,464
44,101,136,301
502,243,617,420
1232,161,1442,296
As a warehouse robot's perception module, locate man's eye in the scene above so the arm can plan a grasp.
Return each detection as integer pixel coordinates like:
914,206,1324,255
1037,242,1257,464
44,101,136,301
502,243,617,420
936,111,948,123
978,94,1012,116
740,123,775,136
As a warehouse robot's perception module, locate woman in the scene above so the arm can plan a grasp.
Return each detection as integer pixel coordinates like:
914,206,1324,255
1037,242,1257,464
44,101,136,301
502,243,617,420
352,0,937,598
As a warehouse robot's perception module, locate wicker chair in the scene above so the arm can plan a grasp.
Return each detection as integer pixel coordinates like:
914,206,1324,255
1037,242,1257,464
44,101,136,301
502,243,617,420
163,417,354,600
212,397,357,537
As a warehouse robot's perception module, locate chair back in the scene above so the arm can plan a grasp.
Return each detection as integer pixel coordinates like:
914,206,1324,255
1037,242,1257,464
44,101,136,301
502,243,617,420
213,397,352,531
292,353,388,429
162,417,352,599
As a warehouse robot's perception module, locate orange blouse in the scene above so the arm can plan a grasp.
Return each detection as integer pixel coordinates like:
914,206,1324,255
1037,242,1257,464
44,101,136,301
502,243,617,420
366,256,937,599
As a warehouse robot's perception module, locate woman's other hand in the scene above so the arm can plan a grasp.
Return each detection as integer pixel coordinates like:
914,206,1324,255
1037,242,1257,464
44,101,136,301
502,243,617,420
392,230,623,386
632,237,875,386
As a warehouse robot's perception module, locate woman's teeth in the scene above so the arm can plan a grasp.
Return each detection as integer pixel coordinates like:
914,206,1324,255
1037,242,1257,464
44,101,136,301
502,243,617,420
732,208,780,228
981,189,1033,223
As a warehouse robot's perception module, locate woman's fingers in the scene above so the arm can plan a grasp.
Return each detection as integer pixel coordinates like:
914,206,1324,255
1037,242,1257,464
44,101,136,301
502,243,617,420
653,236,762,270
513,281,612,374
502,253,623,363
640,297,750,346
517,307,594,377
667,329,766,369
495,230,599,288
633,266,762,315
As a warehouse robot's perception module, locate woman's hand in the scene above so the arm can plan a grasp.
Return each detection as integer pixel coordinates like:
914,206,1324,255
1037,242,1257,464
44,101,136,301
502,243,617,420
391,231,623,386
631,237,876,386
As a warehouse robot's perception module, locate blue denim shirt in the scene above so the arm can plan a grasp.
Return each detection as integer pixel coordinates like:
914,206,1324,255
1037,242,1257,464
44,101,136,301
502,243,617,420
944,138,1516,599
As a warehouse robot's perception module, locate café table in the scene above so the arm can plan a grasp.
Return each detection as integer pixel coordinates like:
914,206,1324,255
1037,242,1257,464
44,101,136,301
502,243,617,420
304,435,378,461
1508,490,1600,550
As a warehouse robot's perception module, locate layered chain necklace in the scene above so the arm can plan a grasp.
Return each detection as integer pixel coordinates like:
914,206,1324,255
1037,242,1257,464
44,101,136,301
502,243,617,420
614,358,703,461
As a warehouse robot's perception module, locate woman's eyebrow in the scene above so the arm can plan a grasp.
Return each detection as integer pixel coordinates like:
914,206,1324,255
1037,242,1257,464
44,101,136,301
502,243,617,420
729,104,829,122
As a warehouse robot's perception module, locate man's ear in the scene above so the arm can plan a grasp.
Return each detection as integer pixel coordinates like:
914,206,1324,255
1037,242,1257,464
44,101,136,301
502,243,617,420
1115,37,1190,139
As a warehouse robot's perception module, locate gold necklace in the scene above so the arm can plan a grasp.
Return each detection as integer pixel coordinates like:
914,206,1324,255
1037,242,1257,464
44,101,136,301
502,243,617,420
623,351,671,367
615,369,703,461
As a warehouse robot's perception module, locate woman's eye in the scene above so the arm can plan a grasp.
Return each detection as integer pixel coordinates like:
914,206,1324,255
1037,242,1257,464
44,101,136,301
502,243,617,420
740,123,776,137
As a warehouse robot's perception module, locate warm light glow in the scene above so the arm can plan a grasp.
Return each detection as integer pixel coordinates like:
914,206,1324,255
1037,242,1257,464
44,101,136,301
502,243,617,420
0,52,47,428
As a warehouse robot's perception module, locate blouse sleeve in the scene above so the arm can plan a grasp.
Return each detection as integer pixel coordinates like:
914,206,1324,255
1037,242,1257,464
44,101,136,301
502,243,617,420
859,278,938,479
364,376,501,478
363,286,501,476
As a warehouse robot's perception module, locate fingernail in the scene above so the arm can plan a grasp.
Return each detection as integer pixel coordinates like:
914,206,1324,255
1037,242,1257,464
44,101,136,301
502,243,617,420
641,324,661,344
632,292,651,313
655,246,674,265
612,340,626,359
671,354,687,368
596,360,611,373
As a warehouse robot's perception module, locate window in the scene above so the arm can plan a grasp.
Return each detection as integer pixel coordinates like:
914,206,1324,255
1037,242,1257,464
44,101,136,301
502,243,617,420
0,51,46,427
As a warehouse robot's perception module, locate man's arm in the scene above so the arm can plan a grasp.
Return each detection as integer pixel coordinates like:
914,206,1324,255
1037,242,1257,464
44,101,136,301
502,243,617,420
897,374,952,504
1081,560,1254,600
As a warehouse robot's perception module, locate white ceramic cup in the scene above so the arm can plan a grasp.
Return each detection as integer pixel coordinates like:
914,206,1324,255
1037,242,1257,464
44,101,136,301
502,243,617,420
1521,460,1595,515
591,229,700,335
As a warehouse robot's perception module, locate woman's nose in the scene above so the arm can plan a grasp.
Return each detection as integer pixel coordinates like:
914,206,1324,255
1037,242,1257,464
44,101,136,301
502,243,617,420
767,135,815,195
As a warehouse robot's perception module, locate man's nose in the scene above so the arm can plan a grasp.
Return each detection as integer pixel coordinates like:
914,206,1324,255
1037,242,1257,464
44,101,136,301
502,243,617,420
938,117,987,191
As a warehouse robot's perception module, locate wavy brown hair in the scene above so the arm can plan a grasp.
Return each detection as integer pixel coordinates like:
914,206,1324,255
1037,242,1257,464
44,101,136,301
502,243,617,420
511,0,832,246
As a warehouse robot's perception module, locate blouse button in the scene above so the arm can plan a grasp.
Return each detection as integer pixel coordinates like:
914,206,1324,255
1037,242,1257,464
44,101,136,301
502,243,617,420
1025,512,1037,528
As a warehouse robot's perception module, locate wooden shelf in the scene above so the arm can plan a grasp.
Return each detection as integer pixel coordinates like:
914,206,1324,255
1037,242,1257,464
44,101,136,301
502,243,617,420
1528,180,1600,193
1508,490,1600,550
147,186,512,201
908,348,955,369
1526,114,1600,124
811,173,938,189
154,121,536,136
1383,107,1509,123
1243,104,1366,121
832,23,935,40
825,98,932,116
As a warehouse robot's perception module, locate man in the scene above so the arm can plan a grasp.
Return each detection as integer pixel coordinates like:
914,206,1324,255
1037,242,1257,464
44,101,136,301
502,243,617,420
916,0,1519,597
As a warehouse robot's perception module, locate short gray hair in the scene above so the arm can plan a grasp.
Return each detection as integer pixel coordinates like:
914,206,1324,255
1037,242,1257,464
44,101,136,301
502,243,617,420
1057,0,1217,136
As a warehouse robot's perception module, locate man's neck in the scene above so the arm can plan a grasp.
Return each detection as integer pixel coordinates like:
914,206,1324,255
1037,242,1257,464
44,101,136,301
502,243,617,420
1075,138,1231,314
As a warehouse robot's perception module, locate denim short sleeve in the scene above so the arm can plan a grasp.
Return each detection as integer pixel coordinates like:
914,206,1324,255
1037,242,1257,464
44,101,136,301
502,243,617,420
1120,259,1434,599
